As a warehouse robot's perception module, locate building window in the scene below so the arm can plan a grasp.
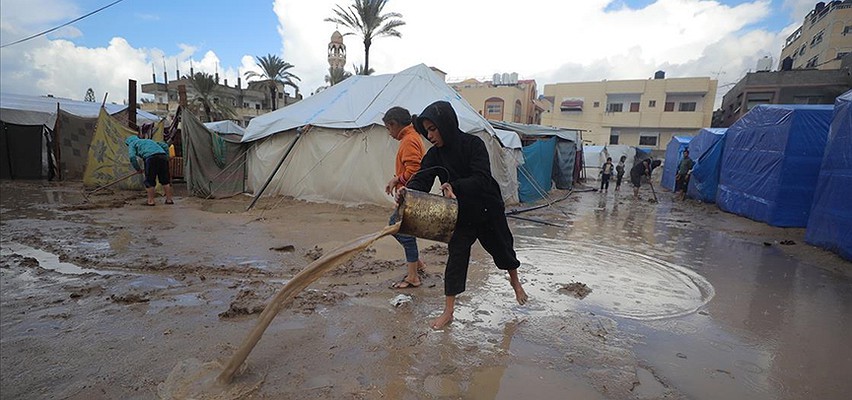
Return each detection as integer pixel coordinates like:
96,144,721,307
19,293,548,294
746,92,773,111
513,100,522,123
278,93,284,99
609,131,619,145
678,102,696,112
593,101,600,108
243,103,249,108
810,30,824,47
844,26,852,35
629,102,640,112
806,56,819,68
255,104,261,110
664,102,675,112
639,133,658,147
799,45,806,56
794,96,823,104
837,52,850,60
213,97,219,104
648,100,656,108
606,103,623,112
485,97,504,119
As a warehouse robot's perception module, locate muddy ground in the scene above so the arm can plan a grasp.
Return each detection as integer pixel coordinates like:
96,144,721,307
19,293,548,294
1,180,851,399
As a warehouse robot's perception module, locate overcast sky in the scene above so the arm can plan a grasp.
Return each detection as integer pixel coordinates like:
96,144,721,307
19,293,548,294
0,0,817,108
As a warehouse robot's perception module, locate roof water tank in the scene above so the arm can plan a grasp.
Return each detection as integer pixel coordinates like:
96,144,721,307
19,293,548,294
501,73,510,86
756,56,773,72
654,70,665,79
781,56,794,71
493,73,501,85
509,72,518,85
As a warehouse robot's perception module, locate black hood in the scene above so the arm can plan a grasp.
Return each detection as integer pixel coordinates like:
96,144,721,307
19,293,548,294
414,101,462,149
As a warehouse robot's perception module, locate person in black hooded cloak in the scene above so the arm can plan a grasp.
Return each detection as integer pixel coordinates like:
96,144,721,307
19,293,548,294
404,101,528,330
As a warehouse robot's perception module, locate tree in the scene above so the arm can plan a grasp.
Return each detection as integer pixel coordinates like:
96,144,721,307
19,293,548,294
244,54,300,110
325,0,404,74
188,72,236,122
325,67,352,86
84,88,96,102
353,63,374,76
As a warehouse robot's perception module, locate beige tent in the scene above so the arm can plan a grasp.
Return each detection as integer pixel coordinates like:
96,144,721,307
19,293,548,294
243,64,519,206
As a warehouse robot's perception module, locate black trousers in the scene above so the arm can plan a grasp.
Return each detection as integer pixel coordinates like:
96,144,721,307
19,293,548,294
444,214,520,296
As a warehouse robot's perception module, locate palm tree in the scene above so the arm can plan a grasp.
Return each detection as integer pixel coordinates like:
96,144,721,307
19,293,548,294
188,72,236,122
353,63,374,76
325,0,405,74
325,67,352,86
244,54,300,110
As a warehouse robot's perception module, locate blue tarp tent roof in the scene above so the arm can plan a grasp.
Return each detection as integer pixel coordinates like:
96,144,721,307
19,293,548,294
717,104,833,227
687,128,727,202
661,136,693,191
806,91,852,260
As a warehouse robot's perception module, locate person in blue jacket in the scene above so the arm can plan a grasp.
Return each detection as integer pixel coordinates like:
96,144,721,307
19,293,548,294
126,136,174,206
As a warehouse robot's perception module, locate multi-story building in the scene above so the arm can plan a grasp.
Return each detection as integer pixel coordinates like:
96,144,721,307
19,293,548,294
714,67,852,127
541,72,717,150
449,75,544,125
141,74,299,126
780,0,852,70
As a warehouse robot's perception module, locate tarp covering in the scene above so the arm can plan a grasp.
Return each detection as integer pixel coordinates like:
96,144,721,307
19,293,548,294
0,121,48,179
184,112,246,198
686,128,727,203
204,120,245,136
492,128,522,149
553,139,577,190
490,120,579,190
661,136,693,191
518,137,556,203
806,91,852,260
83,108,164,189
244,64,520,205
717,104,832,227
0,92,159,127
56,110,96,180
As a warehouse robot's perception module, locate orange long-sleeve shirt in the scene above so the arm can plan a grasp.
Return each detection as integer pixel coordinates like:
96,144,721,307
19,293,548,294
395,124,425,190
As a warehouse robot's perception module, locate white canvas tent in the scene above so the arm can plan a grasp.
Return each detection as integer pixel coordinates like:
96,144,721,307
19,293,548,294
242,64,520,206
1,92,159,127
582,144,636,181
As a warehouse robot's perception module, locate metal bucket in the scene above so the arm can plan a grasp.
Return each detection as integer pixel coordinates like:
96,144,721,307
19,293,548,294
396,189,458,243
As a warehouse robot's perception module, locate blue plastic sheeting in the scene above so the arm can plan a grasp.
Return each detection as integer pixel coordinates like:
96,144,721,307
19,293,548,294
687,128,727,202
518,137,556,203
661,136,693,191
806,91,852,260
717,104,833,227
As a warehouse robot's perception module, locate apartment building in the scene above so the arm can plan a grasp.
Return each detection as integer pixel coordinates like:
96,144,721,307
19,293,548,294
141,75,299,126
780,0,852,70
541,72,717,150
714,67,851,127
449,75,543,125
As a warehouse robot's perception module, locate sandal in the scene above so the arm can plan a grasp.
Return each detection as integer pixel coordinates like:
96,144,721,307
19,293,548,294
165,200,174,205
391,279,421,289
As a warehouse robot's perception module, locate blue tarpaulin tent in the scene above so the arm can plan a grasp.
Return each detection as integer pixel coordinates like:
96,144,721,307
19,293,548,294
687,128,727,202
518,137,556,203
661,136,693,191
806,91,852,260
717,104,833,227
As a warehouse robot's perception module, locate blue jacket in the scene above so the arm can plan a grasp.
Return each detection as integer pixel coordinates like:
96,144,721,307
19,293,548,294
125,136,168,171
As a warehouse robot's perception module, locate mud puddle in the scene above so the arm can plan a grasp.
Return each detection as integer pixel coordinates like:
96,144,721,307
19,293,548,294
514,235,714,320
1,241,105,275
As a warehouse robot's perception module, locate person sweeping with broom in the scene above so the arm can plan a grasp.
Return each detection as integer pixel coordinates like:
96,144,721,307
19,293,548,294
403,100,528,330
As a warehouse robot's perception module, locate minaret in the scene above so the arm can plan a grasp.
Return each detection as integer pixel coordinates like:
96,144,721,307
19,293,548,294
328,30,346,71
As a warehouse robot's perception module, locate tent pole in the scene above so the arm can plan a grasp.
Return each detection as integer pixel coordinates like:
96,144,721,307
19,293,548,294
245,125,309,211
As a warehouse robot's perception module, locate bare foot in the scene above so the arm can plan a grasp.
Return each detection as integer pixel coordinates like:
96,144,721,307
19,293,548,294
513,284,528,305
430,312,454,330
